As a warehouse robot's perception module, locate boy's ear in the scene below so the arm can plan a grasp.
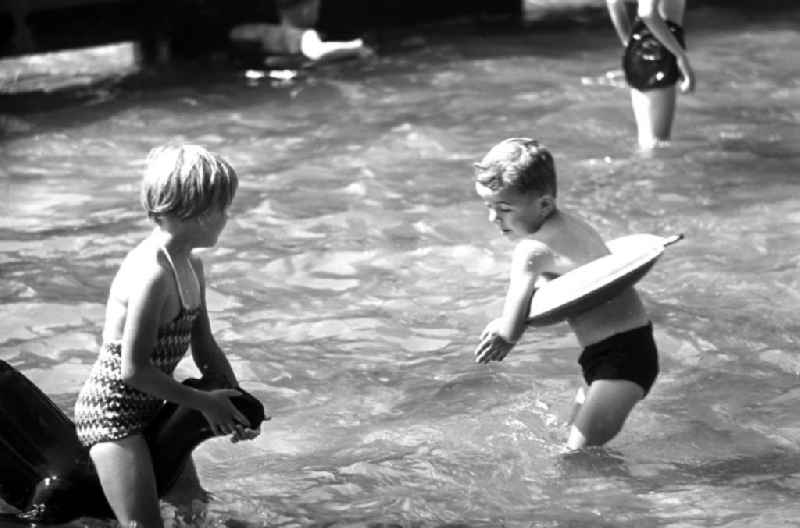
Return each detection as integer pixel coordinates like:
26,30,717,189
539,195,556,215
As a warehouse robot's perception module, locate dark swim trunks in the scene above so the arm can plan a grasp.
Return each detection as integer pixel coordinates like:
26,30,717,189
623,18,685,91
578,323,659,396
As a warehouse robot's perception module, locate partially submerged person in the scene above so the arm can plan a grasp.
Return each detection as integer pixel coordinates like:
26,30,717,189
606,0,695,149
473,138,659,450
73,145,261,527
230,0,372,62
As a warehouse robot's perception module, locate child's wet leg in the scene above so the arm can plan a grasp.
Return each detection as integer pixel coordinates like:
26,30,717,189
566,385,586,427
164,457,211,503
90,435,164,528
164,457,211,524
566,379,643,450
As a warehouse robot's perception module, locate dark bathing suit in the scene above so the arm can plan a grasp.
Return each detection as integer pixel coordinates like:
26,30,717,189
623,18,686,91
578,322,659,396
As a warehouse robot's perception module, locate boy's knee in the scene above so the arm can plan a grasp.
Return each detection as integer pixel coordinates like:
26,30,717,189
565,420,620,450
570,404,631,447
581,419,624,446
567,423,622,450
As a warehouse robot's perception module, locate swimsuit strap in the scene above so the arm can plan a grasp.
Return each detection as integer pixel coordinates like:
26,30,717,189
159,245,200,312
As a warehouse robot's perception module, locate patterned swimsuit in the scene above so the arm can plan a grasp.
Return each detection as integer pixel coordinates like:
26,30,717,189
74,247,199,447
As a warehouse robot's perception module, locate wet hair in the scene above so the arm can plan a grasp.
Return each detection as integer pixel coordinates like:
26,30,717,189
473,138,557,197
141,144,238,222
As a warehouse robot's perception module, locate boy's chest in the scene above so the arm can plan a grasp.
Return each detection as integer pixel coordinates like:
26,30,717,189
538,248,603,279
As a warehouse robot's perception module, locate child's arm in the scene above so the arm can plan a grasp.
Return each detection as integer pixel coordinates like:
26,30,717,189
120,265,249,436
191,258,262,442
606,0,633,46
474,240,552,363
189,258,239,388
637,0,695,92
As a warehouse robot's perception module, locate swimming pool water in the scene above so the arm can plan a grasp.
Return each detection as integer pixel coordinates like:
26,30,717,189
2,5,800,527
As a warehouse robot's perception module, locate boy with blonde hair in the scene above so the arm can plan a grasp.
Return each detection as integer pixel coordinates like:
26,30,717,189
473,137,658,450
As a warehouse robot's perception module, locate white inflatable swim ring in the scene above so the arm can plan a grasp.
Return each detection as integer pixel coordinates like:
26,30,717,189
526,233,683,326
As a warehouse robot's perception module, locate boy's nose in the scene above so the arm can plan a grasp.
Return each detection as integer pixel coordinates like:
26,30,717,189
488,209,497,223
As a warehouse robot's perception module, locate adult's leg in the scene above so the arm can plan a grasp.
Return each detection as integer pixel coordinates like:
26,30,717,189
90,435,163,528
630,85,677,149
566,379,643,450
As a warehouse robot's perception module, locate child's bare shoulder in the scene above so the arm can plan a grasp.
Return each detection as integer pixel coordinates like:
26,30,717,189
552,211,608,254
188,253,204,270
514,237,554,257
188,253,206,280
525,212,609,274
112,243,172,296
511,238,557,273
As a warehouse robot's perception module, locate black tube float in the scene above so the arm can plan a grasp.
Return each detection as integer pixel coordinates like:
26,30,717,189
0,359,267,525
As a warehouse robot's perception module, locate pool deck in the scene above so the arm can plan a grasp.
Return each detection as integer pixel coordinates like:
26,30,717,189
0,0,147,57
0,0,526,59
0,0,791,60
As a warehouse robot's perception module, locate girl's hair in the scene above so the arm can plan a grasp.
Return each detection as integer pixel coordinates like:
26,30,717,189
141,144,238,221
473,138,557,197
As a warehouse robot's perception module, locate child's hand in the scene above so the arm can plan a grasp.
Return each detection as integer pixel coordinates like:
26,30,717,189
200,389,250,436
479,318,507,341
230,425,261,443
475,320,516,364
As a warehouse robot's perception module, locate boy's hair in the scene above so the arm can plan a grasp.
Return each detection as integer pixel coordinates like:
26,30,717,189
141,144,238,221
473,138,557,197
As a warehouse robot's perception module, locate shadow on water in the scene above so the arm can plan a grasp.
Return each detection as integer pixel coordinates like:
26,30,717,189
556,446,631,477
679,450,800,489
557,444,800,493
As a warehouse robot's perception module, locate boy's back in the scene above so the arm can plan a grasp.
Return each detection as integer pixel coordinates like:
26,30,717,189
531,209,650,347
